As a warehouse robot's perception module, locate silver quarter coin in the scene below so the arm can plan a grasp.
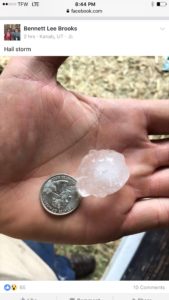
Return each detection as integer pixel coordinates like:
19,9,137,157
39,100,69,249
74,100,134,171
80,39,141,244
40,174,81,216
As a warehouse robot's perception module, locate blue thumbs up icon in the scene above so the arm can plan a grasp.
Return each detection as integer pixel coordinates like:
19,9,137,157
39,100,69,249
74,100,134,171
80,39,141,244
4,284,11,291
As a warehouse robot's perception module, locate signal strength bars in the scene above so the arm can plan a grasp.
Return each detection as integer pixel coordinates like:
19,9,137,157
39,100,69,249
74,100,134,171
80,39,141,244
2,1,17,5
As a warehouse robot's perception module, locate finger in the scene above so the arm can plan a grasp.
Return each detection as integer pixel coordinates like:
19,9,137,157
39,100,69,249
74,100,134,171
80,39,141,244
151,140,169,168
140,100,169,134
128,141,169,173
122,198,169,235
1,56,68,83
145,169,169,197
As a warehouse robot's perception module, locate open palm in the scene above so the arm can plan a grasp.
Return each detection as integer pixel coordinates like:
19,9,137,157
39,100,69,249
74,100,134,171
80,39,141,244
0,57,169,244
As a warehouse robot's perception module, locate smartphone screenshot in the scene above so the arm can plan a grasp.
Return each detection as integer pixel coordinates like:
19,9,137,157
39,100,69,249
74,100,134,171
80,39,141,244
0,0,169,299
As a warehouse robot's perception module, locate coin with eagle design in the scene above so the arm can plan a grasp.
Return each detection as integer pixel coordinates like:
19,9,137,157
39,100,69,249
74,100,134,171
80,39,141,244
40,174,81,216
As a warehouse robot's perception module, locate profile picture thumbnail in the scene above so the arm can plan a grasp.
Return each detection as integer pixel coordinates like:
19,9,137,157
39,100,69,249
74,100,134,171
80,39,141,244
4,24,21,41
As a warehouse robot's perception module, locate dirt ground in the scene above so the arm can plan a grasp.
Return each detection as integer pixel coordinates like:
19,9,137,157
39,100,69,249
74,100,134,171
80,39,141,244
0,56,168,280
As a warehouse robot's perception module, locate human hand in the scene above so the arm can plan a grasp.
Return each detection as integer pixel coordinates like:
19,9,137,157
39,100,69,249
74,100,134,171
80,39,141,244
0,57,169,244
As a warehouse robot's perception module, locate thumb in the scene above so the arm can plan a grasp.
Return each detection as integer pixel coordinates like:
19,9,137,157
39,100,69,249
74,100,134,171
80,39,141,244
1,56,68,83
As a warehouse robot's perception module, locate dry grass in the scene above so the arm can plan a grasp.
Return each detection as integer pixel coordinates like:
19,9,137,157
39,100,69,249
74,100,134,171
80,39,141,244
55,242,118,280
58,56,169,99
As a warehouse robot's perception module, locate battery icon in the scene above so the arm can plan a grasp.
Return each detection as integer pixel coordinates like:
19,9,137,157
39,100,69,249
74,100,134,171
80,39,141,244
156,1,167,6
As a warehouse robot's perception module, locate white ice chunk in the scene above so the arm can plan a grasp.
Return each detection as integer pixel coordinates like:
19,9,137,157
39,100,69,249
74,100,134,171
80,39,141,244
76,149,130,198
